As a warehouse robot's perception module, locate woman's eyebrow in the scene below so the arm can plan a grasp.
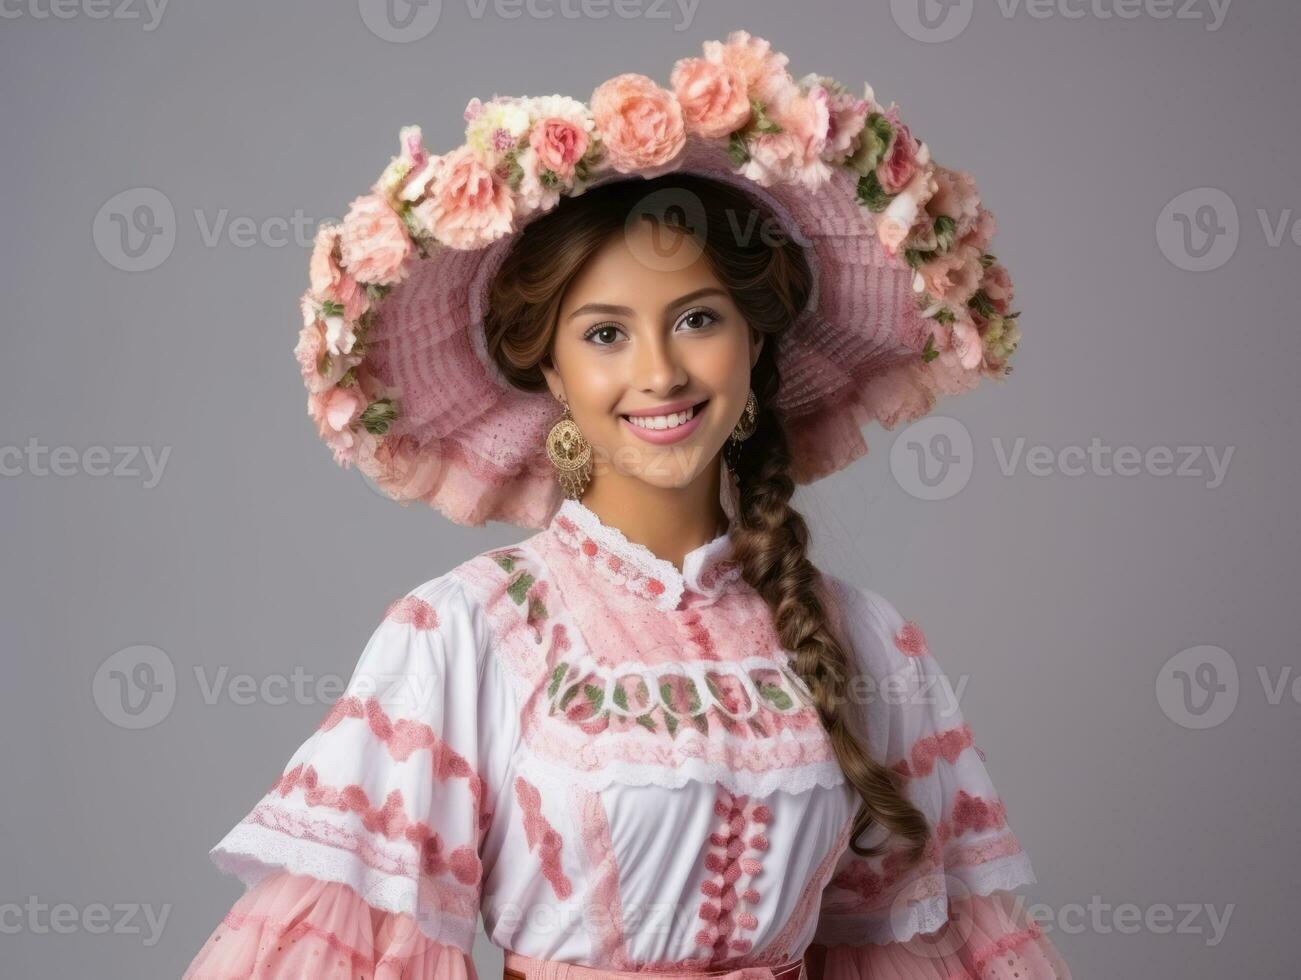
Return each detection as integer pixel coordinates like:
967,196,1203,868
567,287,727,320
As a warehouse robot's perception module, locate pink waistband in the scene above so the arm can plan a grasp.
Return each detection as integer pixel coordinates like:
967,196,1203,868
502,951,806,980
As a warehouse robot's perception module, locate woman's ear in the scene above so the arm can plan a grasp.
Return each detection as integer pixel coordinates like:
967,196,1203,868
539,357,565,403
749,328,765,370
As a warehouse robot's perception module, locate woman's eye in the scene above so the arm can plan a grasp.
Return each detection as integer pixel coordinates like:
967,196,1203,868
678,308,721,331
584,324,624,345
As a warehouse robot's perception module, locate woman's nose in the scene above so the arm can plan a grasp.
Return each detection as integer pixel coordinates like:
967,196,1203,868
632,333,688,394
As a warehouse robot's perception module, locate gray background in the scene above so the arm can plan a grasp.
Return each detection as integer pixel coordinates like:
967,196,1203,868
2,1,1297,977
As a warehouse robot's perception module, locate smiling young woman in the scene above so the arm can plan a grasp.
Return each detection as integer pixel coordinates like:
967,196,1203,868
185,30,1067,980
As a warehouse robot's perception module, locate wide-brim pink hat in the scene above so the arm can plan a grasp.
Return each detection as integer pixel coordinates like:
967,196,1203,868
295,29,1022,529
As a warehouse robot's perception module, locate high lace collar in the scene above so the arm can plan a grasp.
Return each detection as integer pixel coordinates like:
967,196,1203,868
548,497,744,612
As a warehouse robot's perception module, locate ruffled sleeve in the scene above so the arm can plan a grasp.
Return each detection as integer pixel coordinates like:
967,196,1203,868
808,581,1073,979
186,573,513,978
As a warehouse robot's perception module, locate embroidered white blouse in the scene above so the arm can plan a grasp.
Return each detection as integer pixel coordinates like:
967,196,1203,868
185,498,1072,980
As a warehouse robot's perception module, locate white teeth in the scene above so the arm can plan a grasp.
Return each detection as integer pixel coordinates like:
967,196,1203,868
625,404,696,430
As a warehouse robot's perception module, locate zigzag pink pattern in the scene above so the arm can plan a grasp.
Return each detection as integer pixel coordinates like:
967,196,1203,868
891,723,976,778
271,765,480,885
315,696,490,835
514,776,573,900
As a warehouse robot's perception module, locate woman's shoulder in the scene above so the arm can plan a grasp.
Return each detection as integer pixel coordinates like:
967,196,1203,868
819,570,925,677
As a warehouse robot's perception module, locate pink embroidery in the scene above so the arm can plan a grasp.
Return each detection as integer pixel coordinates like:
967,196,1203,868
238,803,480,921
894,619,929,657
514,777,573,900
552,511,676,606
383,595,440,631
271,765,480,885
575,788,631,970
312,696,490,836
891,723,977,778
696,789,771,957
970,922,1045,976
948,790,1009,837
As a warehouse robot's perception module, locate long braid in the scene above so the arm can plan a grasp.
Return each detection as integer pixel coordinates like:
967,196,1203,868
728,356,931,862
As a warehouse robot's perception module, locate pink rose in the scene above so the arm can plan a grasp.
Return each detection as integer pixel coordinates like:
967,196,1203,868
338,194,413,286
877,149,936,257
926,166,981,242
590,73,686,174
961,206,998,253
980,262,1015,314
950,316,985,370
412,144,516,250
529,117,590,180
308,225,369,322
877,107,922,196
817,82,870,163
702,30,793,106
919,244,984,307
670,57,751,139
740,84,833,190
293,317,347,393
308,386,366,464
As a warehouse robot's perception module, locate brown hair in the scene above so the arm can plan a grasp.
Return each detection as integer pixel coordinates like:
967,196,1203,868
483,173,929,864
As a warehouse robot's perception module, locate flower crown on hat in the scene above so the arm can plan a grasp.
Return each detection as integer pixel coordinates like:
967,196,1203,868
295,29,1020,488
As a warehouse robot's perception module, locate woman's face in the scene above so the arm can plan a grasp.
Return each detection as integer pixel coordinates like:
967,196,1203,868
540,218,763,492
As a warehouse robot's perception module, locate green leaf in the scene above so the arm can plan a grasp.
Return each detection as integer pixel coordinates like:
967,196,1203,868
557,684,579,711
968,289,995,319
662,713,676,737
506,571,535,605
921,334,940,363
584,684,604,713
358,399,398,435
727,132,750,167
760,683,794,711
933,215,957,254
612,684,629,710
546,662,568,699
856,171,893,213
493,553,517,573
319,299,344,319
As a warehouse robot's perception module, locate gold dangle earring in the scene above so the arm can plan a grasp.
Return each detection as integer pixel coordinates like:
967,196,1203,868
545,398,593,499
724,389,759,472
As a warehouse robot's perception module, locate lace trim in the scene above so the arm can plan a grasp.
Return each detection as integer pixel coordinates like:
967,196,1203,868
818,851,1038,946
551,499,741,610
209,813,480,951
516,746,846,797
544,654,820,730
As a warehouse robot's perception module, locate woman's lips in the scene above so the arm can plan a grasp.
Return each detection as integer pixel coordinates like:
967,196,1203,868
620,400,709,445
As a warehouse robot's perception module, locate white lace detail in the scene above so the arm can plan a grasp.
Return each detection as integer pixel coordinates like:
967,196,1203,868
516,744,848,797
817,851,1038,946
548,653,816,722
553,498,738,610
210,818,479,952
